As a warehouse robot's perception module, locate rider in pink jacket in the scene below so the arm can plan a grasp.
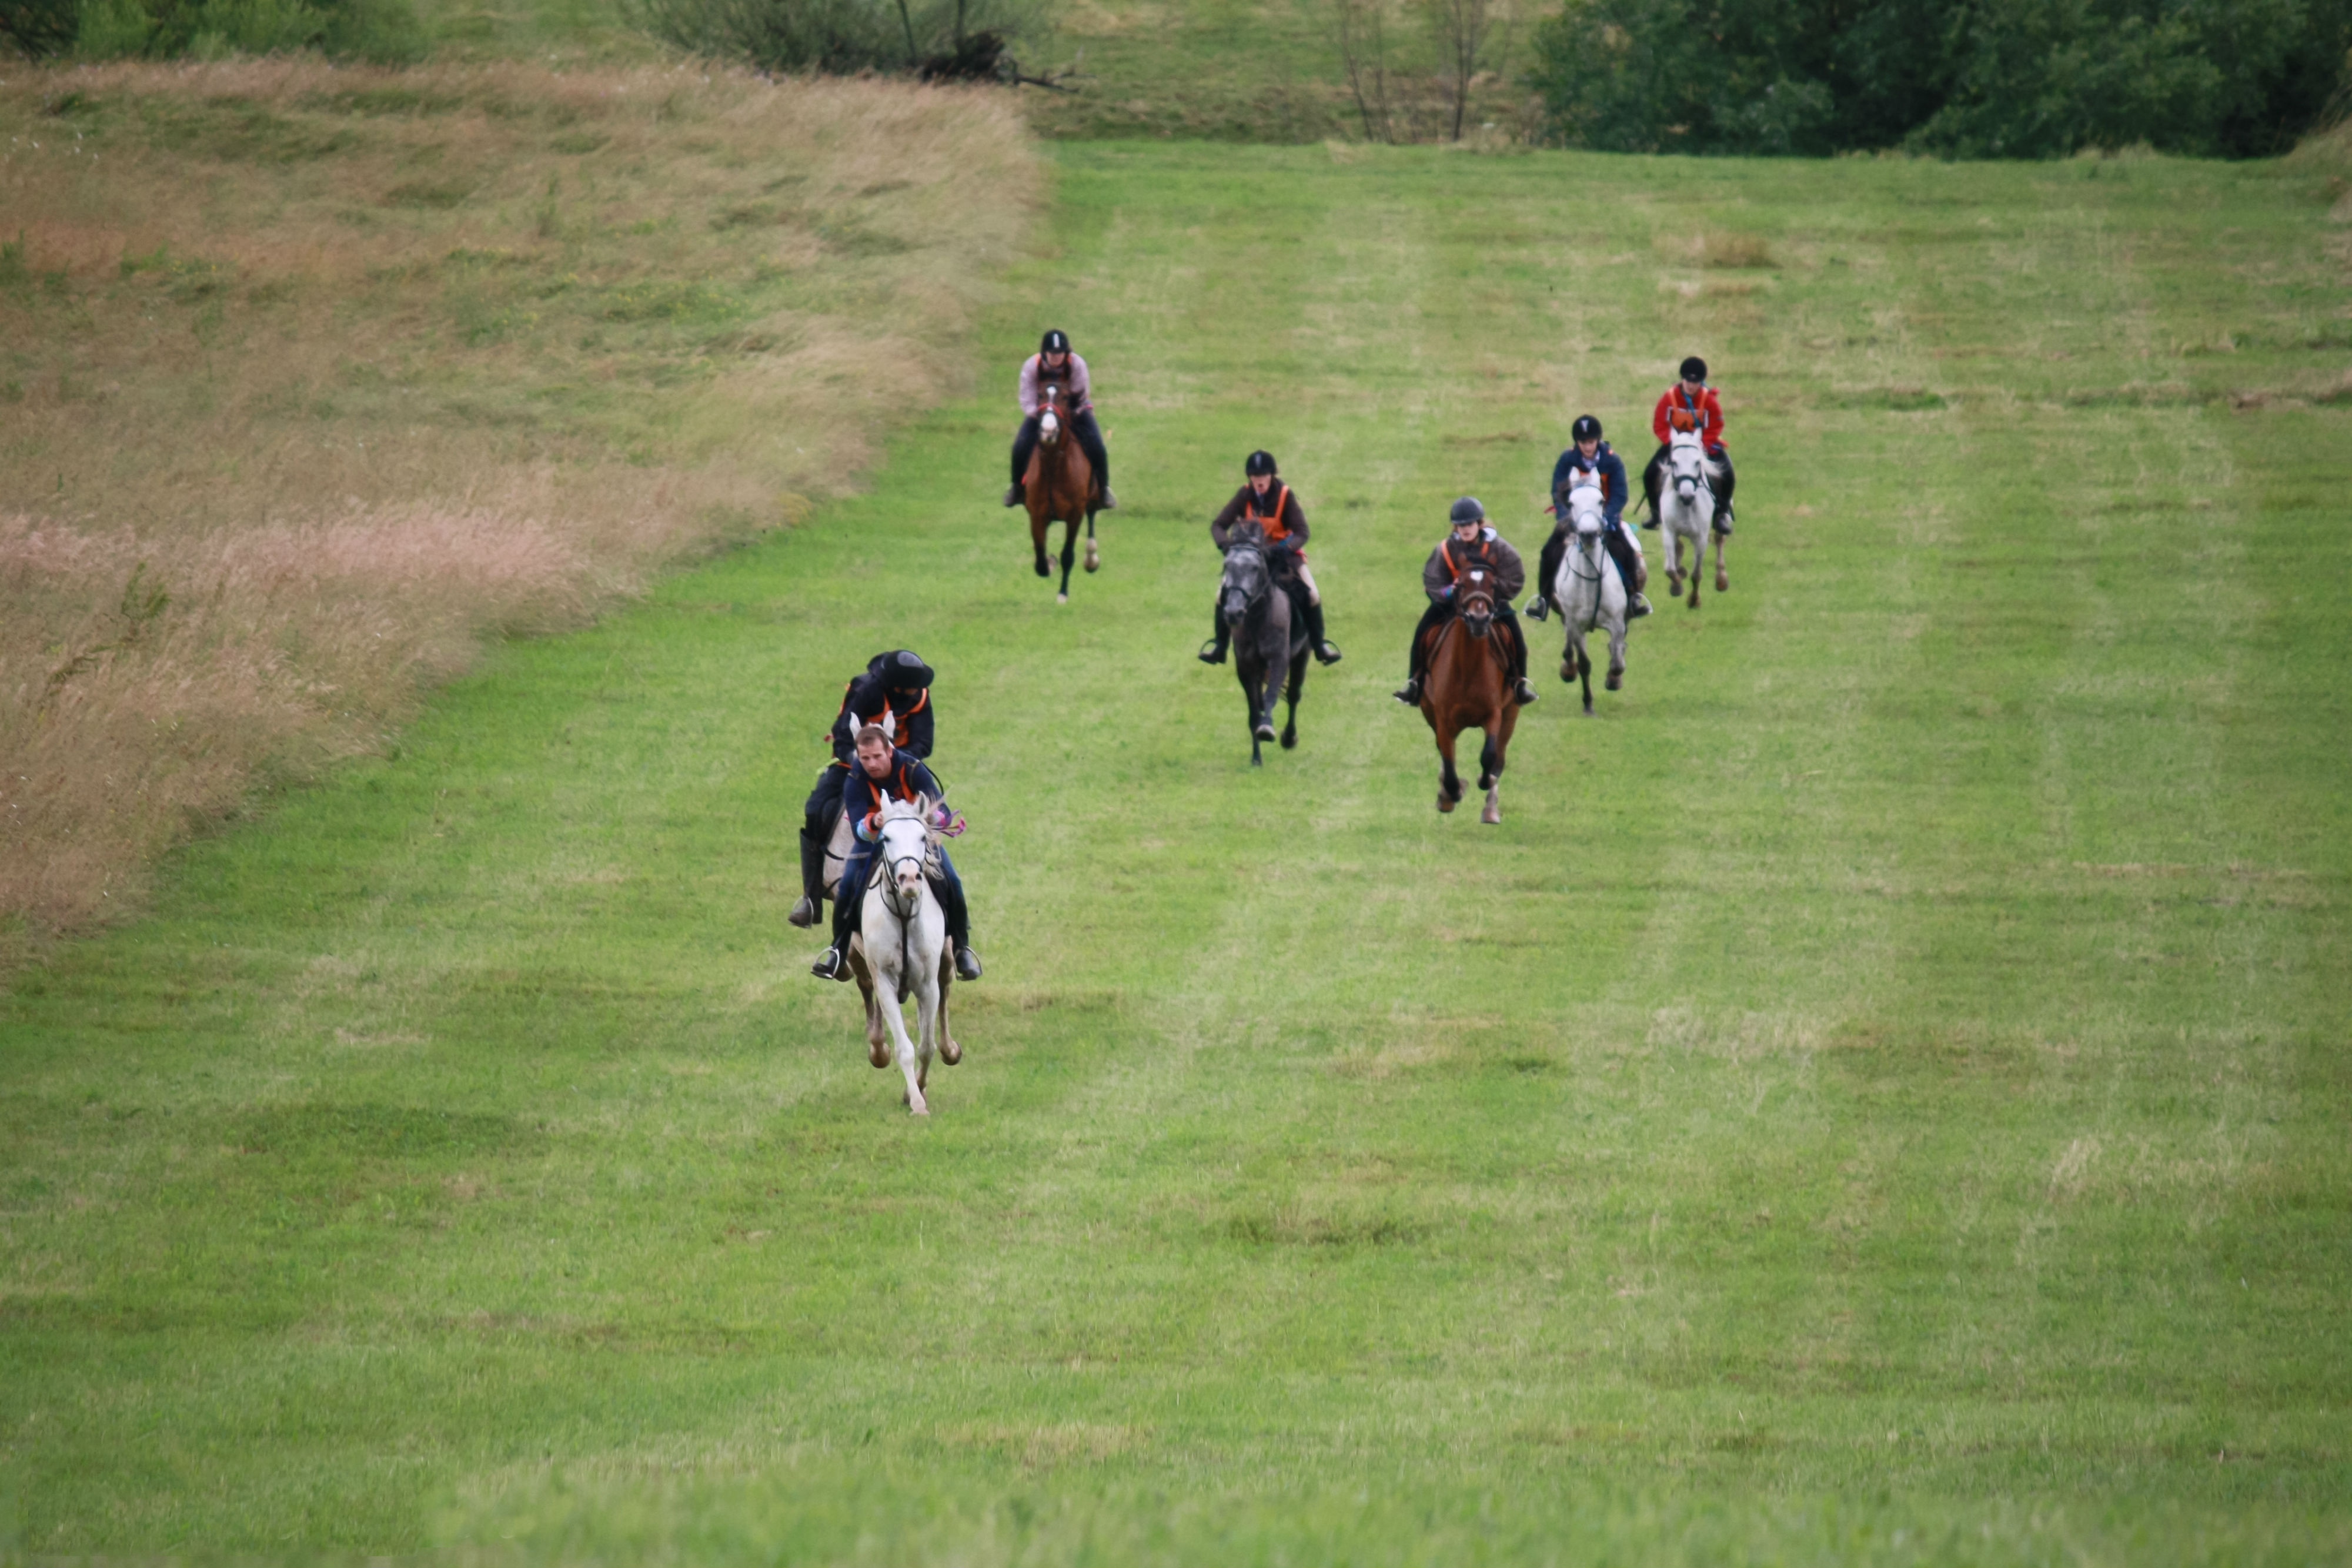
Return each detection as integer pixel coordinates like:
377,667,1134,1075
1004,329,1117,510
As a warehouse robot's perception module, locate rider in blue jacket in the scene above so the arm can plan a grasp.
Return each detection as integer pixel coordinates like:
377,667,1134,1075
1528,415,1651,620
810,727,980,984
791,650,935,931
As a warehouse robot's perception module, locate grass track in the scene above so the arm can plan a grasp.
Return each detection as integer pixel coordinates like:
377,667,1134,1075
3,141,2350,1560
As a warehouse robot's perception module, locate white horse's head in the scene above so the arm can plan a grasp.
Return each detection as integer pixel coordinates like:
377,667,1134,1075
875,795,933,897
1567,480,1607,536
1667,428,1709,500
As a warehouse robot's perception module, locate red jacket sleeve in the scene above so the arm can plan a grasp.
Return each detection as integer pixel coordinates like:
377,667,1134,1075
1652,391,1675,444
1703,388,1725,443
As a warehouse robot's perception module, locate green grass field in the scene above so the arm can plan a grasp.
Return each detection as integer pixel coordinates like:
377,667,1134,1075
4,138,2350,1562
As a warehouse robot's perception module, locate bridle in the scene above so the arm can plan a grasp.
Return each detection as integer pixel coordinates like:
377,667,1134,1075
1221,537,1269,627
868,811,933,1001
1038,384,1067,447
1668,433,1713,503
1457,568,1496,639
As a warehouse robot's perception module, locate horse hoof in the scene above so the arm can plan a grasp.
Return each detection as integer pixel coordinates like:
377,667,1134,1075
1084,545,1100,573
1437,792,1455,813
940,1039,961,1066
1481,802,1501,825
1717,574,1729,593
1559,661,1575,682
1057,592,1069,604
870,1048,889,1068
1254,724,1275,743
1280,728,1297,750
1583,699,1595,715
1606,671,1622,691
1033,561,1050,579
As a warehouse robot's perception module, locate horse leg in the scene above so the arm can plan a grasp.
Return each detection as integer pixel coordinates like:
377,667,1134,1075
1480,730,1504,824
1029,507,1050,579
914,952,941,1105
1715,528,1729,594
1436,724,1462,813
877,959,926,1115
935,952,960,1065
1607,618,1627,691
1579,645,1595,715
1665,526,1683,599
1280,651,1304,750
1253,660,1278,745
848,940,889,1067
1084,508,1100,574
1057,520,1077,602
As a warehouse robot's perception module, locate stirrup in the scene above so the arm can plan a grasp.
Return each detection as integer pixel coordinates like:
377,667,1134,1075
810,946,845,980
1392,681,1422,706
787,895,819,929
1525,596,1549,621
954,946,983,981
1197,639,1227,665
1514,678,1540,706
1097,487,1120,510
1628,594,1652,619
1313,641,1343,666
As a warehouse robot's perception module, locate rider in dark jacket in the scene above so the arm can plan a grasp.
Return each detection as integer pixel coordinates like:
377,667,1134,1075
1392,497,1539,708
1198,451,1342,668
791,650,935,931
810,728,980,983
1530,415,1651,620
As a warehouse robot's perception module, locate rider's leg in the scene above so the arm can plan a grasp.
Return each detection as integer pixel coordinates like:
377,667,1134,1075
1642,444,1667,522
1605,525,1652,617
1394,600,1449,703
1200,596,1230,663
1005,416,1041,506
813,847,870,978
932,849,981,979
791,769,846,927
1292,561,1338,661
1496,606,1539,705
1071,412,1117,508
1529,523,1568,620
1711,446,1735,528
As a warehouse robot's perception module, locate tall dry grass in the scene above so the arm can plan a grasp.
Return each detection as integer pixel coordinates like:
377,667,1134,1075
0,60,1041,947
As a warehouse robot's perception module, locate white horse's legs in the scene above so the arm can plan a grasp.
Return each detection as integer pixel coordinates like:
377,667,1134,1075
874,959,927,1115
1714,527,1730,593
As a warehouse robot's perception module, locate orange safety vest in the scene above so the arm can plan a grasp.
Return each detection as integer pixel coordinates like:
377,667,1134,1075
1245,483,1294,544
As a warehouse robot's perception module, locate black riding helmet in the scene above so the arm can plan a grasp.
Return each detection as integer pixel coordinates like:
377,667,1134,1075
1449,496,1486,526
1041,329,1071,356
878,648,934,694
1679,355,1708,382
1571,414,1602,442
1245,450,1278,477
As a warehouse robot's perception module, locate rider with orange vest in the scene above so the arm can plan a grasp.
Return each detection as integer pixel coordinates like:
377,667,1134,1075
1198,450,1342,668
1003,329,1118,511
1641,355,1737,530
1393,497,1539,708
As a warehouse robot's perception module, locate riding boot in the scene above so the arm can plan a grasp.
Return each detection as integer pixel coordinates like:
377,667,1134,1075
1507,622,1539,706
812,885,859,981
1714,463,1736,532
1199,604,1230,664
1529,530,1566,620
1003,483,1023,508
933,874,980,980
1304,599,1342,664
788,831,827,928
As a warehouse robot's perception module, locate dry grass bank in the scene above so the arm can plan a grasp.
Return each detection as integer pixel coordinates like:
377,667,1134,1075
0,59,1040,944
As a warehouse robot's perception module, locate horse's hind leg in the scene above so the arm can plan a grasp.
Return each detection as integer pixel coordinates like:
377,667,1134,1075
1715,529,1729,593
1280,653,1304,750
1057,521,1077,601
1579,646,1595,715
1084,509,1100,574
1479,732,1503,824
1436,727,1463,813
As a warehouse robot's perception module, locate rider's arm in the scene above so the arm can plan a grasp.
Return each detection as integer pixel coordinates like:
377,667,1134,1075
1423,546,1454,601
1652,392,1674,444
1492,540,1528,601
1280,492,1308,547
1066,353,1090,408
1017,355,1041,417
1703,387,1725,443
1210,490,1247,550
1603,454,1629,520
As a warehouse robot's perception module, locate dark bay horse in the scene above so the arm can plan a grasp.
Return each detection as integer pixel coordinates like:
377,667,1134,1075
1217,525,1309,767
1021,382,1099,603
1418,565,1521,823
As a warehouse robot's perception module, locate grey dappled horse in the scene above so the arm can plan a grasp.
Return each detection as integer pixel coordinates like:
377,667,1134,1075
1218,526,1309,767
1658,427,1729,608
1553,479,1628,714
843,796,958,1115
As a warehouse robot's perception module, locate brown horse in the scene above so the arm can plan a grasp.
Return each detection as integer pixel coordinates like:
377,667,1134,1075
1022,382,1099,603
1418,566,1521,824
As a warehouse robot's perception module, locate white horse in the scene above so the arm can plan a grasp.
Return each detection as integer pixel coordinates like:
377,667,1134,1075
1658,426,1728,608
1553,478,1628,715
846,795,953,1115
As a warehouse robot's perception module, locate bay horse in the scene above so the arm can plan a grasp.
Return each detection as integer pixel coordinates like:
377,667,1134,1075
1658,426,1728,607
1021,382,1100,603
1553,479,1628,714
1418,566,1520,824
1217,524,1309,767
843,796,958,1115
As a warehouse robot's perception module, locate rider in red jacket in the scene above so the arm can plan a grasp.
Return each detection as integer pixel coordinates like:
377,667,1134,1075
1641,356,1737,531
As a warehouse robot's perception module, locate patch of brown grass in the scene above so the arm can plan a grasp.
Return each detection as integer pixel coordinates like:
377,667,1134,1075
0,61,1041,945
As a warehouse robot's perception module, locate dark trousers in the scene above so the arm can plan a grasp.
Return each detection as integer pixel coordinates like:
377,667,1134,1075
1539,522,1643,605
797,765,850,901
1012,410,1109,492
1210,579,1324,651
1407,600,1526,682
1642,443,1735,521
831,842,970,951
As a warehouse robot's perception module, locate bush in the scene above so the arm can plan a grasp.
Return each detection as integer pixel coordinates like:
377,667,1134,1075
1527,0,2352,158
630,0,1040,76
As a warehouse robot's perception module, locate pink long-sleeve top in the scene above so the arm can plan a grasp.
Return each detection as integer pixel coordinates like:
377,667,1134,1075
1019,353,1092,417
